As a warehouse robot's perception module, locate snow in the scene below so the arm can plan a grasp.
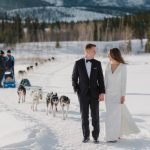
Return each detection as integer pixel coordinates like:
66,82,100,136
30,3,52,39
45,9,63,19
0,113,28,147
127,0,145,6
93,0,120,7
44,0,63,6
93,0,145,7
12,39,147,58
1,0,149,24
43,0,146,7
6,6,112,23
0,41,150,149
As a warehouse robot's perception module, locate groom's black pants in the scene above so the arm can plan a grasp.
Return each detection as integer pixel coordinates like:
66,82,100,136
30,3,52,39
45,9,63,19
78,91,99,140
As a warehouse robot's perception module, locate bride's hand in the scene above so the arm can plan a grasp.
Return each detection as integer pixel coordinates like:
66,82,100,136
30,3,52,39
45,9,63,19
120,96,125,104
99,94,104,101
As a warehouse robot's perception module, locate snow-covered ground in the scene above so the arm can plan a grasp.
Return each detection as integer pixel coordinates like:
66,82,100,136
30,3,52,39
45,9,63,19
0,42,150,150
6,6,112,23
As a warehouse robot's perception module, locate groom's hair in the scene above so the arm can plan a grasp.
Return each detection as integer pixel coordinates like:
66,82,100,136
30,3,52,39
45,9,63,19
85,44,96,50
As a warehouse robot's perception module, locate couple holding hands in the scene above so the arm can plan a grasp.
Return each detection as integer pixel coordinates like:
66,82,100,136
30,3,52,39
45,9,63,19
72,44,140,143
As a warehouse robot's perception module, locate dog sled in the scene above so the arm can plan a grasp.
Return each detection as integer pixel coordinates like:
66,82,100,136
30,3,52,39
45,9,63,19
3,70,16,88
20,78,31,87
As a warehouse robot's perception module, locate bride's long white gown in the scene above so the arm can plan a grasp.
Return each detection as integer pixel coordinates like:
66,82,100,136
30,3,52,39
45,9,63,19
105,63,140,141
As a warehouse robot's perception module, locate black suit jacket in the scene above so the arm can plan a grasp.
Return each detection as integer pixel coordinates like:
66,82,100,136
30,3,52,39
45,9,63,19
72,58,105,99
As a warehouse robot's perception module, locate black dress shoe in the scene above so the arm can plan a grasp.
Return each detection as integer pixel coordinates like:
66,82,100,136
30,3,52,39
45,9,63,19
107,140,117,143
82,137,90,143
93,139,99,144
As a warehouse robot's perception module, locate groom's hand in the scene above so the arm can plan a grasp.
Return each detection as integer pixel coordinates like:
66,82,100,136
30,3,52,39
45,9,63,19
99,94,104,101
120,96,125,104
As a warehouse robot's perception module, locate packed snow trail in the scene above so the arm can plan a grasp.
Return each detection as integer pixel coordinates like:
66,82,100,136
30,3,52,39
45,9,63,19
0,54,150,150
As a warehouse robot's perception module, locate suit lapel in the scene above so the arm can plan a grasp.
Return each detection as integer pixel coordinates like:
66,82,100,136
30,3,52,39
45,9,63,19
90,60,96,80
81,58,89,80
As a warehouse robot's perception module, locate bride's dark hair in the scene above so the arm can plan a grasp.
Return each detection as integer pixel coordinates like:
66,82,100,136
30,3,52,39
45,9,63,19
109,48,126,64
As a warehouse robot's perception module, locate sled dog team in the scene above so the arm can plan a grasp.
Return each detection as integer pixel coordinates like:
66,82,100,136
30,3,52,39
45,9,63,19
17,84,70,120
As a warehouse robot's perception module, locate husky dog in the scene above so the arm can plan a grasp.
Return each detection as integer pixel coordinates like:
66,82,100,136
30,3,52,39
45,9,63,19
60,96,70,120
50,93,59,117
29,66,34,72
51,57,55,60
46,92,53,115
35,62,38,67
18,70,26,78
30,89,41,112
17,85,26,103
26,67,30,72
38,88,43,100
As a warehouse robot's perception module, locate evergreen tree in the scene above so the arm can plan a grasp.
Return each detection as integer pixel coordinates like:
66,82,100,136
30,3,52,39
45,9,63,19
13,14,23,42
126,39,132,53
145,27,150,53
93,21,98,41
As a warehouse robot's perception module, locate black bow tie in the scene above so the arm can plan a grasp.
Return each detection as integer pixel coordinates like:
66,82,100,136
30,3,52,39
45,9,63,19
86,59,93,63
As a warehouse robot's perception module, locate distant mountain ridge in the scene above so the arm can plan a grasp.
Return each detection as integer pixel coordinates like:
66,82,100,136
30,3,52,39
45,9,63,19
44,0,150,8
0,0,150,22
1,0,150,10
0,0,51,10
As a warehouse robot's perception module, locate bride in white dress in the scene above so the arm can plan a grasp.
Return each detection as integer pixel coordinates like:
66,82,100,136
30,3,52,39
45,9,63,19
105,48,140,142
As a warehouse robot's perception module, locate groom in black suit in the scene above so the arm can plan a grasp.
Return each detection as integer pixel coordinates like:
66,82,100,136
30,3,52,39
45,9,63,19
72,43,105,143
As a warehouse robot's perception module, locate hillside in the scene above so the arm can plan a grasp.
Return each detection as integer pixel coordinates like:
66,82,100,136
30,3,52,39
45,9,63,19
1,0,150,22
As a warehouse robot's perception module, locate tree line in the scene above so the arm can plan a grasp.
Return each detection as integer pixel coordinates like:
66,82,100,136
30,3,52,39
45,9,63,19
1,11,150,52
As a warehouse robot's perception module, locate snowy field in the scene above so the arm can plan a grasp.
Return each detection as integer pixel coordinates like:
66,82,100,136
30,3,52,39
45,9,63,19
0,42,150,150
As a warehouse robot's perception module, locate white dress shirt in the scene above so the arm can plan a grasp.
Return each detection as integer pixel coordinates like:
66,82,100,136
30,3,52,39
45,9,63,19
85,58,92,78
